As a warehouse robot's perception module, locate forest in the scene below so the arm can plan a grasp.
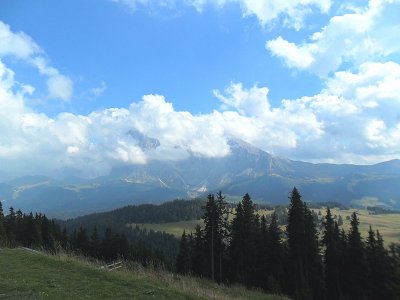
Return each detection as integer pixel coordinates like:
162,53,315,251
1,188,400,299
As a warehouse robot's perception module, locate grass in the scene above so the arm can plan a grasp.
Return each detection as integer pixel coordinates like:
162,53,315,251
128,208,400,246
0,248,287,300
324,208,400,246
128,220,204,237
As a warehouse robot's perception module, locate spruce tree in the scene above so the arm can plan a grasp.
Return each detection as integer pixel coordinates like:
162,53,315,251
229,193,258,286
89,226,100,258
267,212,283,293
202,192,228,282
346,212,368,299
258,215,270,290
5,207,16,244
322,208,340,300
0,201,6,243
366,228,397,299
191,224,206,276
286,187,324,299
176,230,191,274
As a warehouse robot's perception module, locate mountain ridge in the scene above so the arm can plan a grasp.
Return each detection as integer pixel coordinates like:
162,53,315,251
0,139,399,218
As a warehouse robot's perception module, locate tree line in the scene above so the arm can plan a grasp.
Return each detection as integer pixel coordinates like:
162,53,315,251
176,188,400,299
0,201,176,268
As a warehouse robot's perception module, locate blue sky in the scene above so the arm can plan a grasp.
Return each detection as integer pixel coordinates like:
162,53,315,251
1,0,322,114
0,0,399,178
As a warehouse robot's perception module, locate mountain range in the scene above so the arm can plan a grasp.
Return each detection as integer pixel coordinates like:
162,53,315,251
0,139,399,218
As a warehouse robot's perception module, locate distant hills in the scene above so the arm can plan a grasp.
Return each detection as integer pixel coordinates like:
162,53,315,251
0,139,399,218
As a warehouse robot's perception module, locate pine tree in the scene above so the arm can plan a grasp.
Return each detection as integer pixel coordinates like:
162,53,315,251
75,226,89,255
40,214,55,250
0,201,6,243
267,212,283,293
215,191,229,283
191,224,206,276
304,205,325,299
23,212,41,248
176,230,191,274
258,215,270,290
202,192,228,282
5,207,16,244
100,227,115,260
286,187,324,299
346,212,368,299
229,193,258,286
322,208,340,300
366,228,397,299
89,226,100,258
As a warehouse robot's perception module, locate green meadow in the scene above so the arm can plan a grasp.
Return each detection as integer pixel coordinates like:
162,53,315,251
129,208,400,246
0,248,286,300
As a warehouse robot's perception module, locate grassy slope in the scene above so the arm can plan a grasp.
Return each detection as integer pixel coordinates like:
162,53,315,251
131,209,400,245
128,220,205,237
0,248,286,300
327,208,400,245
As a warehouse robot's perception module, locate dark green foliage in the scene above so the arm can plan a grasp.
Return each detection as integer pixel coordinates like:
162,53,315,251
191,224,206,276
176,231,191,274
89,226,100,258
3,188,400,299
0,201,6,242
366,228,399,299
286,187,325,299
62,199,205,233
202,192,229,281
322,208,340,300
229,193,259,286
345,212,368,299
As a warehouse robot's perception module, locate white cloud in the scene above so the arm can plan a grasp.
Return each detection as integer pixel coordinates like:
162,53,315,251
0,21,73,101
228,0,331,29
113,0,331,29
1,55,400,177
47,74,73,101
89,81,107,97
266,0,400,75
0,21,41,59
266,37,315,69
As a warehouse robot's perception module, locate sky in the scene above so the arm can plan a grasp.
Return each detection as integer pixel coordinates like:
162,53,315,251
0,0,399,179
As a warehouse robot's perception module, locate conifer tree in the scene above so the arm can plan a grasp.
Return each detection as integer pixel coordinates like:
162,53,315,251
40,214,55,250
267,213,283,293
176,230,191,274
191,224,206,276
229,193,258,286
258,215,270,289
322,208,340,300
346,212,368,299
286,187,324,299
75,226,89,254
202,192,228,282
23,212,41,248
366,228,397,299
89,226,100,258
0,201,6,243
215,191,229,282
5,207,16,244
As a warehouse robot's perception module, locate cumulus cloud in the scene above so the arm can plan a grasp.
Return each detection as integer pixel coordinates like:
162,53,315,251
4,52,400,178
0,21,73,101
113,0,331,29
266,0,400,76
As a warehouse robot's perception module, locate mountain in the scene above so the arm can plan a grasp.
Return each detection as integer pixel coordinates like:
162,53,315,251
1,139,399,218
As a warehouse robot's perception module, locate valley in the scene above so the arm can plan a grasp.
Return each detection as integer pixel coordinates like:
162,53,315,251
1,139,399,219
127,207,400,246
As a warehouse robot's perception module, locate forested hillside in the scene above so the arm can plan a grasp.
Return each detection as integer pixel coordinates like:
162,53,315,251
175,189,400,299
1,189,400,299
